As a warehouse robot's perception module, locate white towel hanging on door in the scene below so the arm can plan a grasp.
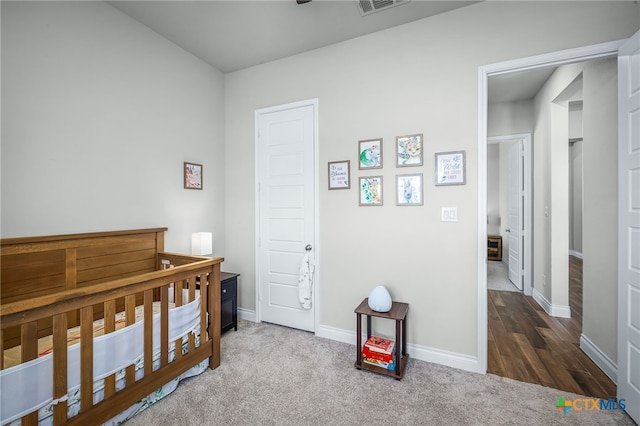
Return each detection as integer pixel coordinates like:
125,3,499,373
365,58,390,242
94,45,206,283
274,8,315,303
298,251,315,309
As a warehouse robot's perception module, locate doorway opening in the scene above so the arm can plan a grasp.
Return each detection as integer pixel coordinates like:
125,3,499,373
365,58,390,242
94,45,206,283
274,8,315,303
478,41,624,394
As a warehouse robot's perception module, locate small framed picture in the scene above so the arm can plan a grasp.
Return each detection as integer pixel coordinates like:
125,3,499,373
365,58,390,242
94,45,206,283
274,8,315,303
396,134,423,167
184,162,203,190
359,176,383,206
358,138,383,169
328,160,350,190
396,173,423,206
435,151,466,186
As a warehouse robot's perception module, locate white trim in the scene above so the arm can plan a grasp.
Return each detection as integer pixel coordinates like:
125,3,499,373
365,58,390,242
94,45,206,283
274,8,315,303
254,98,320,333
569,250,584,260
580,333,617,383
238,308,257,323
477,65,489,374
316,324,478,373
532,287,571,318
477,39,624,376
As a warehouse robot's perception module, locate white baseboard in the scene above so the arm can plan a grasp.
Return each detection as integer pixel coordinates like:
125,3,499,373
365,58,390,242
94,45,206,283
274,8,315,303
532,288,571,318
316,324,479,374
569,250,584,259
240,315,479,373
580,334,617,383
238,308,256,323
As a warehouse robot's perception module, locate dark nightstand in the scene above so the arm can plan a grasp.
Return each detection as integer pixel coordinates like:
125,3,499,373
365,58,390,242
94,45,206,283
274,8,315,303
221,272,239,333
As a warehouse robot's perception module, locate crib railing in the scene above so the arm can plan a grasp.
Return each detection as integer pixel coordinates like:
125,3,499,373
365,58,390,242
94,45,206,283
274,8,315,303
0,256,221,426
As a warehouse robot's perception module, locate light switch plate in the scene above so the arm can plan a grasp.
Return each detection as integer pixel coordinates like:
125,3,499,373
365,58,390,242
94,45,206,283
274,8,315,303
441,207,458,222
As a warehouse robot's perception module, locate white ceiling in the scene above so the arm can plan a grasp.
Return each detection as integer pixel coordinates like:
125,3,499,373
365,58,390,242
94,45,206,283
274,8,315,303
488,67,556,103
109,0,552,102
109,0,478,73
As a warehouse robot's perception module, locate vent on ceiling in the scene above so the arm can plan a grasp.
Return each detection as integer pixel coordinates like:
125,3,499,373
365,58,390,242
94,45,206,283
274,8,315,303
356,0,410,16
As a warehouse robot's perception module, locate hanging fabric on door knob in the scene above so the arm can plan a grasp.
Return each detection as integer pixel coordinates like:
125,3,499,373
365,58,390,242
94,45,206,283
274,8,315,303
298,248,315,309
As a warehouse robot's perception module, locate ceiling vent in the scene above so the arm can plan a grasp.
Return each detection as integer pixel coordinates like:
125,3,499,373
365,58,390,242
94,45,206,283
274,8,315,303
356,0,410,16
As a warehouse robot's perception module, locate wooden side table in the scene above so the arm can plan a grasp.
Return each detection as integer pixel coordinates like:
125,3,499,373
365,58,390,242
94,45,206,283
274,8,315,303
354,298,409,380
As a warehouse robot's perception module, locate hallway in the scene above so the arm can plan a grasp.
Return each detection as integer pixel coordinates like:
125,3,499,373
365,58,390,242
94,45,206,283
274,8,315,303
487,256,616,399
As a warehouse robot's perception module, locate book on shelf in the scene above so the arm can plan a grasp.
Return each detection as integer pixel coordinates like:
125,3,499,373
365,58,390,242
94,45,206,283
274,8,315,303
362,356,395,370
362,345,394,363
364,335,394,355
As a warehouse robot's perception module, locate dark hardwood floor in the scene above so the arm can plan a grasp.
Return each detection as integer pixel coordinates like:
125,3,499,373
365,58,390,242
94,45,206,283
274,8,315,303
488,256,617,399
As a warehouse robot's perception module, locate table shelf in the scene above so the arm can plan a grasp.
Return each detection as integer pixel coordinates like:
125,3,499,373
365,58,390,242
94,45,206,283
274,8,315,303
354,298,409,380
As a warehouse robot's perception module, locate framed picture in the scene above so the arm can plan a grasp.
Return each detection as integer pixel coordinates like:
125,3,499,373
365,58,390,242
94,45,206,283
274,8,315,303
396,134,423,167
396,173,423,206
435,151,466,186
184,162,203,190
328,160,350,190
358,138,383,169
359,176,383,206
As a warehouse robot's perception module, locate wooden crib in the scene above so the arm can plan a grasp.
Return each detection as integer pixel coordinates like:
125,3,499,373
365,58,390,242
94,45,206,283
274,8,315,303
0,228,223,425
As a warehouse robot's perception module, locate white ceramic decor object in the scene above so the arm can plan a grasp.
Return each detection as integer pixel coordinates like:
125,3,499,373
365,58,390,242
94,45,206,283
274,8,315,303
368,286,392,312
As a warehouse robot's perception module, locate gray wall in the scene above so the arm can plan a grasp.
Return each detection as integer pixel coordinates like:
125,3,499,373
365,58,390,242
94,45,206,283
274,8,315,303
225,1,639,361
582,58,619,362
1,1,226,254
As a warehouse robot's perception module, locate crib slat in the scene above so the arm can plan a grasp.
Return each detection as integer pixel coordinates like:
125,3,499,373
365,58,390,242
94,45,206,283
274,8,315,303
125,294,136,387
21,321,38,363
143,290,153,375
19,322,39,425
22,409,38,425
52,313,68,425
188,276,196,302
160,285,169,367
188,276,196,352
200,277,207,347
176,279,184,306
80,306,93,412
104,300,116,399
173,281,184,360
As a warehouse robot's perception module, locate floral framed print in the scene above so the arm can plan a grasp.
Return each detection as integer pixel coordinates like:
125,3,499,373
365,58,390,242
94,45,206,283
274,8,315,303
396,134,423,167
328,160,350,190
435,150,466,186
358,138,383,169
396,173,423,206
184,162,203,190
359,176,383,206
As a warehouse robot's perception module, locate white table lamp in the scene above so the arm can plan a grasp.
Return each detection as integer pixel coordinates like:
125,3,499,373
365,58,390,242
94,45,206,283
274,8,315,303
191,232,213,256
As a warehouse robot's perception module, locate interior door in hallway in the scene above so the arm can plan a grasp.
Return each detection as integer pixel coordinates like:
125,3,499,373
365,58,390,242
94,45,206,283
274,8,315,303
256,100,317,333
507,141,523,290
617,29,640,425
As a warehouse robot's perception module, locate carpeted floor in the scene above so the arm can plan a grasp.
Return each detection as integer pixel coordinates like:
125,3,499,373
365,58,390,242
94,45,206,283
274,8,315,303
125,320,634,425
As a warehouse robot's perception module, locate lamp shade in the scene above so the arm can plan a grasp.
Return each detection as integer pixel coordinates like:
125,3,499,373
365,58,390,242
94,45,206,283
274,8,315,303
191,232,212,256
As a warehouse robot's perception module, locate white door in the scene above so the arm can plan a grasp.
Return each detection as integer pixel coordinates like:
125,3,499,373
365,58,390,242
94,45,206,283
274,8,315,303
617,29,640,425
256,100,317,333
507,141,523,290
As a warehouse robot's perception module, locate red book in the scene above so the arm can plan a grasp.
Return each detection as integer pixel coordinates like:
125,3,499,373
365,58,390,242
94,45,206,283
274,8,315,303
363,345,394,363
364,336,394,354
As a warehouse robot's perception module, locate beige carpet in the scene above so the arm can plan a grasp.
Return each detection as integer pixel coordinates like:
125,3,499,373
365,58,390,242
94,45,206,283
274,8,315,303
125,320,634,425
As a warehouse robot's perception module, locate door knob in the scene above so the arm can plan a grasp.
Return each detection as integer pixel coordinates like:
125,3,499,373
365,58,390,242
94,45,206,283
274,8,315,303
305,244,312,251
505,229,511,232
